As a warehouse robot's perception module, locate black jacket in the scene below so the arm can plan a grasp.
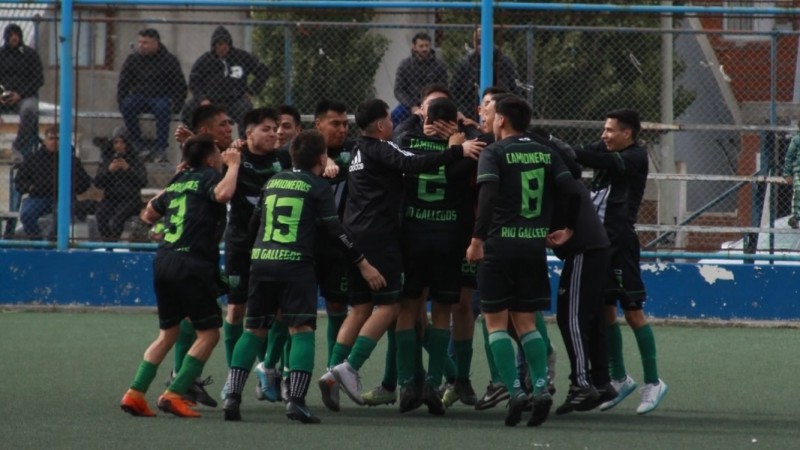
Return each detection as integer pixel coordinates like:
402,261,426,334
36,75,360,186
452,48,522,120
94,152,147,201
15,147,92,198
117,44,187,111
0,24,43,98
393,49,448,108
188,26,269,103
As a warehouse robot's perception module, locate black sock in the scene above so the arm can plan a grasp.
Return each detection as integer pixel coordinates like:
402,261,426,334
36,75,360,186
229,368,250,396
288,370,312,402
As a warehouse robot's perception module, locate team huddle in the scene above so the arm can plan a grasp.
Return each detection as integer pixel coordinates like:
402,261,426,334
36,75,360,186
118,83,669,427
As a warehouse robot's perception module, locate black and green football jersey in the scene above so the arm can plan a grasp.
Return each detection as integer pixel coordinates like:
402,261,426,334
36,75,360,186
475,135,572,256
151,167,226,263
250,169,363,282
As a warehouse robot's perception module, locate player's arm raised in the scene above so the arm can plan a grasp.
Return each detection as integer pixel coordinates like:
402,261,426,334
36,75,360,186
213,149,241,203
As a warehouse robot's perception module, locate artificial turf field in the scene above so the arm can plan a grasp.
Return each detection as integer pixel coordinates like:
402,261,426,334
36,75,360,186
1,311,798,449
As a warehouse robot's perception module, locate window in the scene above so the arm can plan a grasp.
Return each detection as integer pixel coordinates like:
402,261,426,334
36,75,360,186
48,9,114,69
723,1,775,40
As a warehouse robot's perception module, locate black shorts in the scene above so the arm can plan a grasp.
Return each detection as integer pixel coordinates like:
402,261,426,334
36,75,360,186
246,279,318,329
460,257,477,288
605,232,647,310
349,247,403,306
402,244,461,305
224,244,251,305
477,256,551,314
316,251,349,305
153,252,223,331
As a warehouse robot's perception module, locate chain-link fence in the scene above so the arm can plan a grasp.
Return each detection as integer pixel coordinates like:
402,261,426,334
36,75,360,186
1,3,800,257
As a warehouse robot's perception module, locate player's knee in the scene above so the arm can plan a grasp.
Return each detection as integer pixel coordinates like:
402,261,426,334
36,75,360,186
226,304,246,323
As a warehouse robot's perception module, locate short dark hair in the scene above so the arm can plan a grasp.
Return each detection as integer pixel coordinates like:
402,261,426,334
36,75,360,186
243,107,279,131
290,130,326,170
139,28,160,41
420,83,451,102
606,109,641,140
425,97,458,125
412,32,432,45
44,125,59,138
490,93,515,105
191,104,227,131
482,86,507,98
277,104,301,126
495,96,532,133
182,134,217,168
315,99,347,119
355,98,390,131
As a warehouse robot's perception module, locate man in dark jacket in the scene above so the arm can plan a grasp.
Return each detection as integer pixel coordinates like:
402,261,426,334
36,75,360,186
452,27,522,121
94,126,148,241
183,26,269,138
0,23,44,159
117,28,187,162
392,32,448,126
14,126,92,239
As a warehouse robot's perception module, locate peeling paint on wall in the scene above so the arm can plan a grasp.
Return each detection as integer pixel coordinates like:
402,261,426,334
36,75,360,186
697,265,735,285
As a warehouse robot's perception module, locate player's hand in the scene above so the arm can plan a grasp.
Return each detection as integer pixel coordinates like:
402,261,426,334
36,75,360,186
358,259,387,291
424,119,457,139
199,99,212,106
460,116,479,129
228,139,247,152
466,238,484,263
785,176,793,185
323,157,340,179
116,159,130,171
461,139,486,160
175,125,194,144
546,228,574,247
4,91,21,105
449,132,466,147
221,148,241,167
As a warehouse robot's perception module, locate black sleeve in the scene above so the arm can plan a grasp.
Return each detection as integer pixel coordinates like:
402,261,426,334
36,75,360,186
316,185,364,264
247,53,270,95
117,56,133,105
169,55,187,111
14,159,33,193
574,141,626,174
372,140,462,174
73,157,92,194
93,159,112,189
550,152,582,229
248,189,264,247
472,180,498,240
393,59,416,107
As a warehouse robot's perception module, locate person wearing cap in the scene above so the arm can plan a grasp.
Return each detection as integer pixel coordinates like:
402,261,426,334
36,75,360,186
182,26,269,138
94,126,148,241
0,23,44,159
117,28,187,162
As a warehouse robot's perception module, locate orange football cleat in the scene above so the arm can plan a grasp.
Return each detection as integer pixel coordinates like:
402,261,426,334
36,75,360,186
157,391,201,418
120,389,156,417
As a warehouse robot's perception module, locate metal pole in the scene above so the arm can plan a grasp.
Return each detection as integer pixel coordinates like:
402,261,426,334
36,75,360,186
479,0,493,101
658,1,677,247
57,0,74,250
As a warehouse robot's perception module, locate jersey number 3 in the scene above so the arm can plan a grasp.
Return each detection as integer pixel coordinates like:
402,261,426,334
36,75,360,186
263,194,303,243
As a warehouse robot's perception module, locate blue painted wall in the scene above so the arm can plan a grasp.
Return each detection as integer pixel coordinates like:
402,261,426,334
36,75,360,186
1,249,798,320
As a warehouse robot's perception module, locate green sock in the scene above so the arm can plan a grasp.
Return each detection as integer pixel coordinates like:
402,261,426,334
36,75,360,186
481,318,501,383
265,321,289,368
327,312,347,363
347,336,378,371
289,331,315,373
443,352,457,382
223,321,243,368
395,329,416,386
520,331,548,395
535,312,552,354
382,329,398,389
455,339,474,381
607,322,627,380
633,324,659,384
328,342,351,368
169,355,205,395
425,328,451,387
281,339,291,377
416,325,428,379
488,331,521,395
230,331,265,370
130,360,158,393
174,320,195,372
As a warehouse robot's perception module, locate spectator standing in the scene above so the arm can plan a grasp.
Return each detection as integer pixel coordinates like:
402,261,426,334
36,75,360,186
14,126,91,239
392,32,448,126
0,23,44,159
117,28,187,162
94,126,148,241
782,131,800,228
183,26,269,138
452,27,522,120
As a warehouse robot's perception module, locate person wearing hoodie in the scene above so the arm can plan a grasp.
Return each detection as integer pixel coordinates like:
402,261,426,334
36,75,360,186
183,26,269,138
452,27,522,121
94,126,148,241
14,126,92,239
117,28,187,162
392,32,448,126
0,23,44,159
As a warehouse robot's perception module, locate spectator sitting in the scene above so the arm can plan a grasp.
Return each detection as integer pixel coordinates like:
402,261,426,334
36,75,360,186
117,28,187,163
392,32,448,126
14,126,92,240
0,23,44,159
94,126,148,241
182,26,269,138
